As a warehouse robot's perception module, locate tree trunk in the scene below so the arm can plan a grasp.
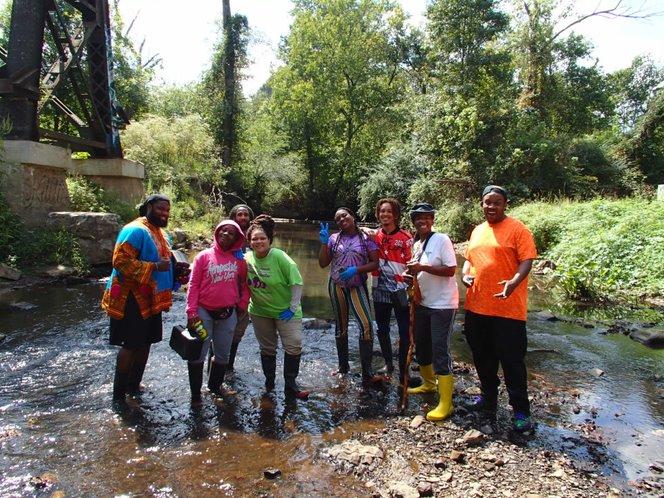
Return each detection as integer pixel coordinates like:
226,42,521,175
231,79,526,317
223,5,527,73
221,0,236,168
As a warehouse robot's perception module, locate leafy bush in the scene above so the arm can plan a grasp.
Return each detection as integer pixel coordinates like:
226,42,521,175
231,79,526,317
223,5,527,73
512,198,664,301
0,190,89,274
0,191,23,266
66,175,135,222
434,198,483,243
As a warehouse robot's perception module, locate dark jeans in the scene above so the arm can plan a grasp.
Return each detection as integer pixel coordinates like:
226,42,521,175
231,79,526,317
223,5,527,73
374,300,410,372
463,310,530,415
414,305,456,375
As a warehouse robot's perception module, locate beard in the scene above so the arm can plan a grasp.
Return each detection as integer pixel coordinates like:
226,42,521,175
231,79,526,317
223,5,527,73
147,212,168,228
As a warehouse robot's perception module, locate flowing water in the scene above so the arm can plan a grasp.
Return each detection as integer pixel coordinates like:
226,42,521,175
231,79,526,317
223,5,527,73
0,223,662,496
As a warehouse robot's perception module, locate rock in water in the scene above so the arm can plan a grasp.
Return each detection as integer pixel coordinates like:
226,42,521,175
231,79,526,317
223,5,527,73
11,302,38,311
629,329,664,349
0,263,21,281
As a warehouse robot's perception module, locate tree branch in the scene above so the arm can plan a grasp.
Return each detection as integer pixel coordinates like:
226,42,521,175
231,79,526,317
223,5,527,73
553,0,662,41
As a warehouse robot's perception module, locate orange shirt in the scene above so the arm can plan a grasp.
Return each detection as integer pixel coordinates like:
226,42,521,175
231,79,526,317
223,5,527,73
465,216,537,321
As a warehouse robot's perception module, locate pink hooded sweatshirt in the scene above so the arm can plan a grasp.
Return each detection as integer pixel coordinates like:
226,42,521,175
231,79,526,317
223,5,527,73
186,220,250,319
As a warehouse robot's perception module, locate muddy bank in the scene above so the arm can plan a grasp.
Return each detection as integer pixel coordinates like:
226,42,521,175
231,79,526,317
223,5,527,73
321,361,664,497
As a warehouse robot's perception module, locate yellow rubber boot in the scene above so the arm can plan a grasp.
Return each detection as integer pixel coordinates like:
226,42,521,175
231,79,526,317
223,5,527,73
426,374,454,421
407,364,436,394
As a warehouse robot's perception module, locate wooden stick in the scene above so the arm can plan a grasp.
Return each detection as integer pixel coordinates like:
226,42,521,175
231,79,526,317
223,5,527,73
400,277,421,413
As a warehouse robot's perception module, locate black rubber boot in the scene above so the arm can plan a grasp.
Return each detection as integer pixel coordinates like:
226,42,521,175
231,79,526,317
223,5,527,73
284,353,309,400
227,341,240,372
335,335,350,374
207,362,227,396
359,339,387,386
261,354,277,391
377,331,395,374
112,366,129,402
126,360,146,396
188,362,204,405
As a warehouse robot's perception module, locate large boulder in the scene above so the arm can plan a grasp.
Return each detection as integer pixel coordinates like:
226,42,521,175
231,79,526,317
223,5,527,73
47,212,121,265
629,328,664,349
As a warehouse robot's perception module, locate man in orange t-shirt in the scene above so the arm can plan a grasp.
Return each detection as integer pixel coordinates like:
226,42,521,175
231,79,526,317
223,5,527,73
462,185,537,433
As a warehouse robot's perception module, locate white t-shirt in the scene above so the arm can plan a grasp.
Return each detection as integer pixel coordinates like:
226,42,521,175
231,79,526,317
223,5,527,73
413,232,459,309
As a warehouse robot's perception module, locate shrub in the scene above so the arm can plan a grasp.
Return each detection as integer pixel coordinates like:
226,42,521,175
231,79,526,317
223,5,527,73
66,175,135,223
0,191,22,266
434,198,483,243
512,198,664,301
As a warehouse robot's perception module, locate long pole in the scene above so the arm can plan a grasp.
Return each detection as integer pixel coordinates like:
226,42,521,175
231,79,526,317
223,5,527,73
400,277,421,413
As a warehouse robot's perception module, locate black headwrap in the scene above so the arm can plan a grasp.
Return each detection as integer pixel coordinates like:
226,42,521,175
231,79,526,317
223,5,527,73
139,193,170,216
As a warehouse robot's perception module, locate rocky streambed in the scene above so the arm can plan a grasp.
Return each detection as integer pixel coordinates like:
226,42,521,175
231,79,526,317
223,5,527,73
320,361,664,497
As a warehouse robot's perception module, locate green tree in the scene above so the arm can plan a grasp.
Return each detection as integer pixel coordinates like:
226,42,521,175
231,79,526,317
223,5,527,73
271,0,407,216
427,0,510,98
609,55,664,131
203,2,249,169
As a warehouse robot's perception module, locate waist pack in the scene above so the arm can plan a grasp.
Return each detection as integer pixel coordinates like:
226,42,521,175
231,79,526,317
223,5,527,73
205,307,234,320
169,325,203,361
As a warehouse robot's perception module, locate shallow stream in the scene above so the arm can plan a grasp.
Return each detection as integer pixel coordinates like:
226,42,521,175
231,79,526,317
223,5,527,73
0,223,662,496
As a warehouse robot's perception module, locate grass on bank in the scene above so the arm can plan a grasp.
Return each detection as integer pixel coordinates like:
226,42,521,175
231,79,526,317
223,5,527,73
510,198,664,302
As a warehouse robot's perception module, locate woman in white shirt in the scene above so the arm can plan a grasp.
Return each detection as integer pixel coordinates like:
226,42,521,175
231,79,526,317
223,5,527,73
404,203,459,421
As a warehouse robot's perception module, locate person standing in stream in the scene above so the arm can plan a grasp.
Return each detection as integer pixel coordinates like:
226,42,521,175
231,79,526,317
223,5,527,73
185,219,249,406
370,198,413,383
102,194,189,405
404,203,459,421
318,207,386,386
462,185,537,433
245,215,309,399
226,204,254,372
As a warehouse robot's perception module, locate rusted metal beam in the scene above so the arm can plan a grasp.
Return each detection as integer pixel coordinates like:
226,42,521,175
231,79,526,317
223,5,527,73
39,127,107,151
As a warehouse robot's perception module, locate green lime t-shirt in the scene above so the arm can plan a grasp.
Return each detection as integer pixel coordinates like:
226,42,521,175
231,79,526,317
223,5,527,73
246,248,304,319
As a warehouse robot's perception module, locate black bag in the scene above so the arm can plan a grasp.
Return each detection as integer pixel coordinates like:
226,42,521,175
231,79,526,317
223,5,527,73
169,325,203,361
390,288,409,309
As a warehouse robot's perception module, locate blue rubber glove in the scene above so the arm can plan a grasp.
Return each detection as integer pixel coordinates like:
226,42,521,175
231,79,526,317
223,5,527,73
339,266,358,281
233,249,244,260
279,308,295,321
319,222,330,244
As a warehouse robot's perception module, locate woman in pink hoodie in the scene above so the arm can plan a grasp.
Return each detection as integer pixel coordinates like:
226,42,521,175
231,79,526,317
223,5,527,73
186,220,249,405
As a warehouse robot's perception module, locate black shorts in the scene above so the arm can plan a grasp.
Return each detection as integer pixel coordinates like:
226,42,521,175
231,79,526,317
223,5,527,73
109,292,162,349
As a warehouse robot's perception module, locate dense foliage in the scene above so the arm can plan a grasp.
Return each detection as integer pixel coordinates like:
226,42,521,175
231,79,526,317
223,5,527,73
511,199,664,301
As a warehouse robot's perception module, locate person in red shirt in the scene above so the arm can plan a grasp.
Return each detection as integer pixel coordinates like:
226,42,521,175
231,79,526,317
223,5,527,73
462,185,537,433
370,198,413,383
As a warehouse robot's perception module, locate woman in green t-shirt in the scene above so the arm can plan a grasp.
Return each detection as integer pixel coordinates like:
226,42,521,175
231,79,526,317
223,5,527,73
245,215,309,400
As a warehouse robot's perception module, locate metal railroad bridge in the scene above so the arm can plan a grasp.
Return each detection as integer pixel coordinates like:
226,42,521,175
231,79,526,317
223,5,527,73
0,0,127,158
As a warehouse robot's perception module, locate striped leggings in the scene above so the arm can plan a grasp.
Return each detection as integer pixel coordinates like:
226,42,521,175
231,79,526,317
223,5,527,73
328,279,373,341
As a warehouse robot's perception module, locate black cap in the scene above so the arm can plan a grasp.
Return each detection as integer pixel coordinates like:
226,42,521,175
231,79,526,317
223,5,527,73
481,185,508,201
409,202,436,219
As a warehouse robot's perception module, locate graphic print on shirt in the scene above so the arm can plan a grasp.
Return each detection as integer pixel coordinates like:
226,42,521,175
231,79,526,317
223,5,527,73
207,260,239,284
247,263,268,289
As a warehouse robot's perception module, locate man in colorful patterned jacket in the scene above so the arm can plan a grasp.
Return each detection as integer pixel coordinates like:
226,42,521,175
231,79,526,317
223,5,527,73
101,194,188,405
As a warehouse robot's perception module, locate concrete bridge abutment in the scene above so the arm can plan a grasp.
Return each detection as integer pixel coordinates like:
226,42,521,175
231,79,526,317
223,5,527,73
1,141,144,226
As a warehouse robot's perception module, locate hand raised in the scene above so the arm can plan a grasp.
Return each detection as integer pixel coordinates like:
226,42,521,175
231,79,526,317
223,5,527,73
319,222,330,244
